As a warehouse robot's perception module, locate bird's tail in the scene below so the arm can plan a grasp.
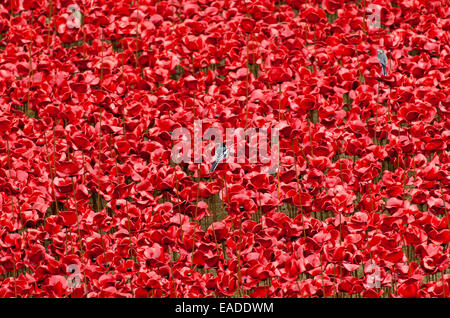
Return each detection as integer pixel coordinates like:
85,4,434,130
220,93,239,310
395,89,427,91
382,65,387,76
210,160,219,173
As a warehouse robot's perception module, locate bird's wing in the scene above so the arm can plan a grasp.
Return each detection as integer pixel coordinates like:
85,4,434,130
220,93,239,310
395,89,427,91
378,51,387,65
210,159,220,172
210,145,224,172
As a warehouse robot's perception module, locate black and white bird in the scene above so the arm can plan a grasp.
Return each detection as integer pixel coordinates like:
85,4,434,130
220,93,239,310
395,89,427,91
210,142,229,173
377,48,388,76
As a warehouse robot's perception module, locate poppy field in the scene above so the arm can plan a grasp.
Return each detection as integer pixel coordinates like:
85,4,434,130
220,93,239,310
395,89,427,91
0,0,449,298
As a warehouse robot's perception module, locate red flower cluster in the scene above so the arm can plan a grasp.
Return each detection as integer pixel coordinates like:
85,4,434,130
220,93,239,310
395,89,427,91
0,0,449,298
